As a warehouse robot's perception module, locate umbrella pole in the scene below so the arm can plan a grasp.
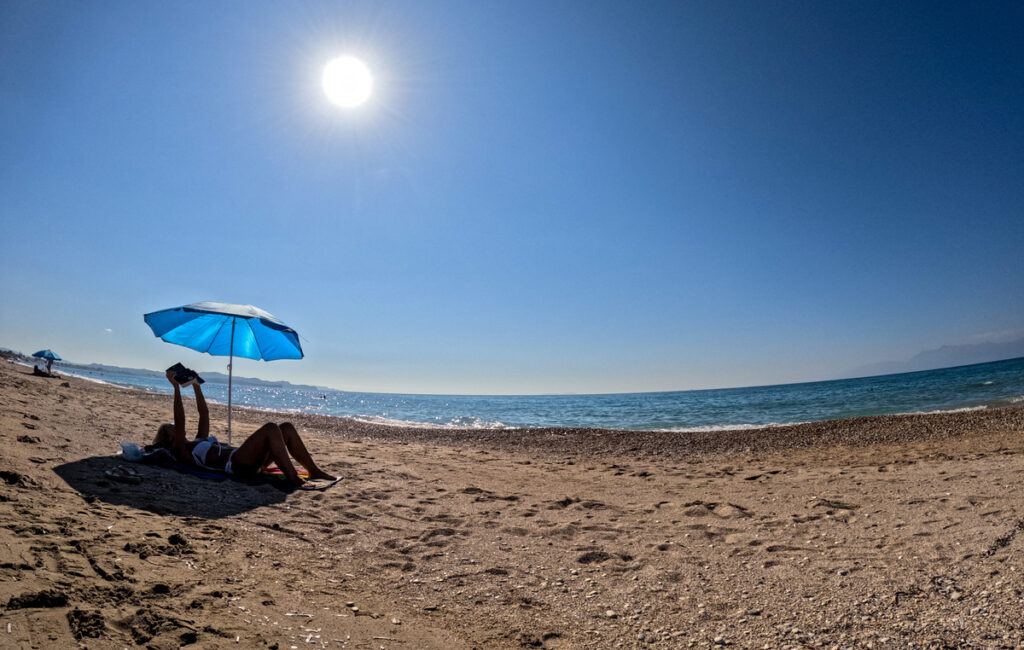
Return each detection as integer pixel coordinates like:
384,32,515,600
228,317,236,445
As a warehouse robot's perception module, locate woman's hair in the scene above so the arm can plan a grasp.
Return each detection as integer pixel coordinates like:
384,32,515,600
152,423,176,449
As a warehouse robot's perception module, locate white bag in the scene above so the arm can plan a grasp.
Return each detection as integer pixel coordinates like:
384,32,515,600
120,441,142,462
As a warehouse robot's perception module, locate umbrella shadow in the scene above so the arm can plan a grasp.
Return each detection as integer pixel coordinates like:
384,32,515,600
53,456,288,518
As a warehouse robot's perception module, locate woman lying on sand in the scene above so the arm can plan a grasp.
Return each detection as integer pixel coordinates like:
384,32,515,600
149,370,336,488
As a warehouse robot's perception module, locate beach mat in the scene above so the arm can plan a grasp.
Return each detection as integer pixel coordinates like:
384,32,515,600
138,448,342,492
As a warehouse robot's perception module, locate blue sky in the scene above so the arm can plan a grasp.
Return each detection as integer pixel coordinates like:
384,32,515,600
2,1,1023,394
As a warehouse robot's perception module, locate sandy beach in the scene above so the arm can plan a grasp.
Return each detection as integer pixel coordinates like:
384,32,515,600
2,359,1024,649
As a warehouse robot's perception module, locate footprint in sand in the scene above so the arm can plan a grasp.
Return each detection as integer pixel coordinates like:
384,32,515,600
683,503,712,517
0,470,36,488
681,501,753,518
67,608,106,640
576,549,634,565
811,498,859,511
419,527,459,544
712,503,752,518
5,588,68,609
125,607,198,646
547,497,580,509
422,513,463,525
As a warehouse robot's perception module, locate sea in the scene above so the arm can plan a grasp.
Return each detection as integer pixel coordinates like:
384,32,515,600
46,356,1024,432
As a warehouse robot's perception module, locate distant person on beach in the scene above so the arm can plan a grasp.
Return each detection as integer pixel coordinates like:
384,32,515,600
149,369,336,488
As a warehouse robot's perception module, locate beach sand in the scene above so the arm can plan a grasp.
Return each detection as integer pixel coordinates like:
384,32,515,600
2,359,1023,649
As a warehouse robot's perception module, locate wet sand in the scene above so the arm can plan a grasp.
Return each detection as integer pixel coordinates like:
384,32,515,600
2,359,1023,648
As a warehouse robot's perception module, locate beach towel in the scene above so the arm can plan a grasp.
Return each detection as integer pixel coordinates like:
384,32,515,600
138,448,342,491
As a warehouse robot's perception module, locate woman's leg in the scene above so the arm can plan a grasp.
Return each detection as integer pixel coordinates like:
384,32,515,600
229,423,303,485
193,383,210,439
279,422,336,480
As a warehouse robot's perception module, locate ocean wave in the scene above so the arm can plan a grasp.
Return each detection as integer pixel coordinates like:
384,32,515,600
241,404,304,415
652,422,802,433
348,414,511,430
909,405,988,415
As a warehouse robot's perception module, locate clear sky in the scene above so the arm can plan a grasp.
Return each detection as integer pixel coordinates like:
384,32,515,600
2,1,1023,395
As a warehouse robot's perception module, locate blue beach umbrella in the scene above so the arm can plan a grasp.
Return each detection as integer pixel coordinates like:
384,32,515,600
32,349,61,373
143,301,303,442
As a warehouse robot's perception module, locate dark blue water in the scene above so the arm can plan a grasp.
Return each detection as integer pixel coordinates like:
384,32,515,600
51,357,1024,431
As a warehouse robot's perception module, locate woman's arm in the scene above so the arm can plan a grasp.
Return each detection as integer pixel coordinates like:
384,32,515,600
193,382,210,439
167,371,190,462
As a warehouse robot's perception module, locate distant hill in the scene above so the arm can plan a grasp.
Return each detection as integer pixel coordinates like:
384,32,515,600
846,337,1024,378
55,360,328,392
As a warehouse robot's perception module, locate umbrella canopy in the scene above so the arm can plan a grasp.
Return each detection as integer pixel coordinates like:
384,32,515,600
32,349,61,361
143,302,302,361
144,301,303,442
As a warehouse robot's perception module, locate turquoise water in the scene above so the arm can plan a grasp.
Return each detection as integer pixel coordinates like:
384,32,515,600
52,357,1024,431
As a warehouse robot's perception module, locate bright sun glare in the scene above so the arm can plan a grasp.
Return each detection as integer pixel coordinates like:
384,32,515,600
322,56,373,108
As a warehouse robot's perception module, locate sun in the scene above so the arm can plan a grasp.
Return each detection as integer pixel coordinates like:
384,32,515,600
322,56,373,108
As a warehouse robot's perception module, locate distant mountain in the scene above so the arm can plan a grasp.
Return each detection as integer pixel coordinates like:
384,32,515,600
845,337,1024,378
57,361,328,392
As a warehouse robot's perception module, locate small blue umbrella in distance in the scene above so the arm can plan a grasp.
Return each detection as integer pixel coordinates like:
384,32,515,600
143,301,303,443
32,349,61,360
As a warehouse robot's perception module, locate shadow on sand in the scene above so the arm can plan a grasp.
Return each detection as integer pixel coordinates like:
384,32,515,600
53,455,288,518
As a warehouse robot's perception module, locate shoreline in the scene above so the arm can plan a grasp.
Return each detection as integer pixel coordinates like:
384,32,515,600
45,361,1024,445
3,360,1024,648
46,361,1024,462
252,398,1024,463
37,360,1024,438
